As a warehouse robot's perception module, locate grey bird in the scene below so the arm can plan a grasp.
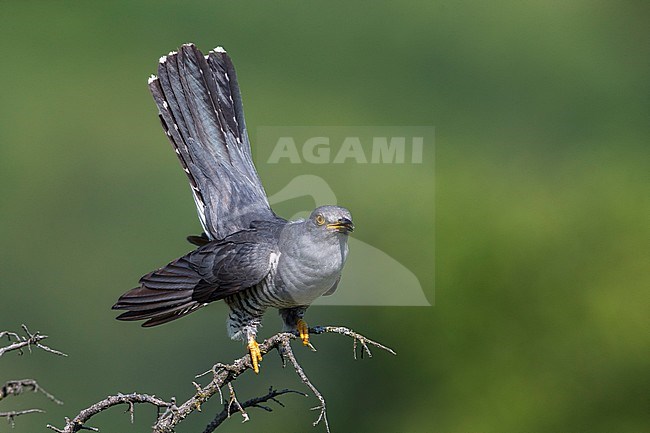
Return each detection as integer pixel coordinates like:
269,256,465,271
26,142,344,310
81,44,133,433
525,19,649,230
112,44,353,373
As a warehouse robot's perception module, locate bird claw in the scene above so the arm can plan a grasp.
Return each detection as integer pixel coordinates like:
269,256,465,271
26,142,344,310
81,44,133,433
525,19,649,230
297,319,310,346
247,338,263,374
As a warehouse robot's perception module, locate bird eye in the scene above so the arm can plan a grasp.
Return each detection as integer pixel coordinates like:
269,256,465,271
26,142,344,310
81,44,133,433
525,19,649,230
315,214,326,225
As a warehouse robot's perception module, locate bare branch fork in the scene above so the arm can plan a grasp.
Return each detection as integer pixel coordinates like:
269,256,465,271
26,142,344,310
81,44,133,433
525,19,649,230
0,325,67,358
0,325,67,427
47,327,395,433
202,386,306,433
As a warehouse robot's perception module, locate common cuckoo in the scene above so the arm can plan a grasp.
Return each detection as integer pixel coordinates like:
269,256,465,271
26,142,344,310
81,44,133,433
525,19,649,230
112,44,353,373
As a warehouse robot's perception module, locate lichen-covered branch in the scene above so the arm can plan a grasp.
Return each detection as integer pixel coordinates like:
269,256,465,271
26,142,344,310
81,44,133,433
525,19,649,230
1,325,66,427
0,325,67,359
310,326,397,358
0,379,63,405
46,393,173,433
1,408,44,428
151,332,299,432
47,327,395,433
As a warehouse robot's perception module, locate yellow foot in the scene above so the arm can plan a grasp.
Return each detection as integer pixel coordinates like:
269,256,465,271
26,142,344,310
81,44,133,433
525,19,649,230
297,319,310,346
247,338,263,374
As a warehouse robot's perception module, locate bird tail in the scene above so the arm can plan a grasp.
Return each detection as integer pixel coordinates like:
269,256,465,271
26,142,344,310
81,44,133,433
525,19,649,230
147,43,275,240
112,255,206,327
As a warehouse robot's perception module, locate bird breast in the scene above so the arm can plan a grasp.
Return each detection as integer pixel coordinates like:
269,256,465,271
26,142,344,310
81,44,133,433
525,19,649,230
275,233,349,306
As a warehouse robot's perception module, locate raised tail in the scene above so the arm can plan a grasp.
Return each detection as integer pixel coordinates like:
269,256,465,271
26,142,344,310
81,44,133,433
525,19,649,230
147,44,277,241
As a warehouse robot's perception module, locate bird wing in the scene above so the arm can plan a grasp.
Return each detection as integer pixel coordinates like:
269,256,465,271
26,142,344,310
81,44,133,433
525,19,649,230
148,43,276,240
112,235,277,327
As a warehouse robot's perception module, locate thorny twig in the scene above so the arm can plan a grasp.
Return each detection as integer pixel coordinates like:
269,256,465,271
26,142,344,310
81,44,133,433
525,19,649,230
47,326,395,433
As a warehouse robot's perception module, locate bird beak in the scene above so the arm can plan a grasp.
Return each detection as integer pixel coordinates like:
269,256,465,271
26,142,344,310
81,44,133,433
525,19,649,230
326,218,354,234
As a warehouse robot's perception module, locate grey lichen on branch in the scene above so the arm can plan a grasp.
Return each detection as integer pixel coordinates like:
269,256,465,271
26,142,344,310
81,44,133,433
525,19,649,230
0,324,67,358
47,326,395,433
1,379,63,405
1,325,66,427
46,393,173,433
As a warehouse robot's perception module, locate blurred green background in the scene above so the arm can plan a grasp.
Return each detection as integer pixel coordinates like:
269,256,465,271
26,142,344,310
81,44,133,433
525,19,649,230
1,1,648,432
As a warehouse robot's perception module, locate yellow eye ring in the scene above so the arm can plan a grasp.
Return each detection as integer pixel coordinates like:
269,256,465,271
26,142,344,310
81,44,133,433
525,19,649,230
315,214,326,225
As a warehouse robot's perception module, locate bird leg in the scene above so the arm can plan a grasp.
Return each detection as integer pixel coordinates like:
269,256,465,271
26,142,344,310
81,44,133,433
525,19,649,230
247,337,263,374
296,319,310,346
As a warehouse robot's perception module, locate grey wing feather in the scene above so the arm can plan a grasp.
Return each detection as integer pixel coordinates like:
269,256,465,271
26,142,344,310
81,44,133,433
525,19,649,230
112,235,276,327
148,43,276,240
189,240,275,301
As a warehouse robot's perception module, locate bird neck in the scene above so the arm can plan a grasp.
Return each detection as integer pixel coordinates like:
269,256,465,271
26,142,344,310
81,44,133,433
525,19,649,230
278,221,349,269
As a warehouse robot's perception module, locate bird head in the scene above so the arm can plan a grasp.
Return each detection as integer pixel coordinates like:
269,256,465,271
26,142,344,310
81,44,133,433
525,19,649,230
308,205,354,235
